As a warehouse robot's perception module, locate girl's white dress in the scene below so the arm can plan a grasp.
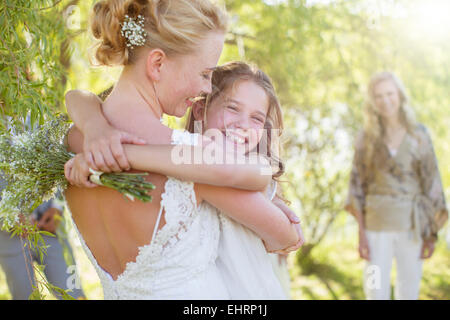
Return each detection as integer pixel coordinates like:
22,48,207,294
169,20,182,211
215,180,287,299
71,129,230,299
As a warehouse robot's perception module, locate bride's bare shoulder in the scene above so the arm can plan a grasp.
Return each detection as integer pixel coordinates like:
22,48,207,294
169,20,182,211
103,101,173,145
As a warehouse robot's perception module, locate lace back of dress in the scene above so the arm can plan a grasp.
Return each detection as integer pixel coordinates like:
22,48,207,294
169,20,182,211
150,177,198,257
148,129,200,256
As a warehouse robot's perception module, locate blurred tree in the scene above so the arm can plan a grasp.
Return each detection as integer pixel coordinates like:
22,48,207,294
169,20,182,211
2,0,448,282
0,0,73,130
283,105,353,268
0,0,80,300
220,0,450,268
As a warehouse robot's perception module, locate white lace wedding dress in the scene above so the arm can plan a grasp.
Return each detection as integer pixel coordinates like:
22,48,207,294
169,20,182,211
71,129,230,299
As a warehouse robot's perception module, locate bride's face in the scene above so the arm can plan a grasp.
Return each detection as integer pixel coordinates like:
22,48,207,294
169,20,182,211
157,32,225,118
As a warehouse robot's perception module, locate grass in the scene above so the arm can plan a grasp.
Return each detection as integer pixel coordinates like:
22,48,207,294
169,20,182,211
288,235,450,300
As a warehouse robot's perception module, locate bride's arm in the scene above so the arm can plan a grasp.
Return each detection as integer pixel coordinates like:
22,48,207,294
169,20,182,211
65,89,271,191
65,90,105,137
65,90,146,172
196,183,300,252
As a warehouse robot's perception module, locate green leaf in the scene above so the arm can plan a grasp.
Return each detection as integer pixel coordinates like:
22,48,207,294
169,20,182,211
28,288,44,300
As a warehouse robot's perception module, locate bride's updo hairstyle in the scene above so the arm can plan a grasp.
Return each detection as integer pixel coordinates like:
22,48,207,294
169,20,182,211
91,0,228,66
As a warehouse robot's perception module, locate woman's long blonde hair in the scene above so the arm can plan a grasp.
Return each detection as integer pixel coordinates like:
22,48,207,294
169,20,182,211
362,71,417,179
91,0,228,66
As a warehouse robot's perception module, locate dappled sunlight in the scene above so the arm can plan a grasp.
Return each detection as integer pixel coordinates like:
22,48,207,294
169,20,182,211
1,0,448,301
289,236,450,300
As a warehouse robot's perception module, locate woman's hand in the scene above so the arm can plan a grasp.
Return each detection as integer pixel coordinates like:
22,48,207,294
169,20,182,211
64,154,97,188
420,240,435,259
358,229,370,260
82,121,146,173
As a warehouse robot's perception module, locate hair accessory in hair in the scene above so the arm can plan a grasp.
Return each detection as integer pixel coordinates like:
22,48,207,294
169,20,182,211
121,15,146,49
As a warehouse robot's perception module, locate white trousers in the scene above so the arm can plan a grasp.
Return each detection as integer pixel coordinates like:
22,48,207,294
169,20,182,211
363,230,423,300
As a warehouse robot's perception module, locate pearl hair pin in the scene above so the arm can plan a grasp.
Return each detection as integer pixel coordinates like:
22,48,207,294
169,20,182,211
121,14,147,49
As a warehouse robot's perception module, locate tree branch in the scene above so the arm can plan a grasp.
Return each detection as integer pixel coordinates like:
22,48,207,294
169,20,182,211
39,0,63,11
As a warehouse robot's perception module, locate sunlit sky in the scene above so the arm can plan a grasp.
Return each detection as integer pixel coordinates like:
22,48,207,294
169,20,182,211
263,0,450,41
409,0,450,40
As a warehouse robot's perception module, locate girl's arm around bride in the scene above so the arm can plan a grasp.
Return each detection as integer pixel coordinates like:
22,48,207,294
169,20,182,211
66,152,301,253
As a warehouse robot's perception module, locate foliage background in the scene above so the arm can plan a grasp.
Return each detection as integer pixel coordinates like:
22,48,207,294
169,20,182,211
0,0,449,299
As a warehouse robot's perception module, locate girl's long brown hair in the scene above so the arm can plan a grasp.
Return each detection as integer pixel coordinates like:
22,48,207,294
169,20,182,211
185,61,285,179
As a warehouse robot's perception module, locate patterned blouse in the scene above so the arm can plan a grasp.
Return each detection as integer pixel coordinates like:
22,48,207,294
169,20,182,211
346,124,448,242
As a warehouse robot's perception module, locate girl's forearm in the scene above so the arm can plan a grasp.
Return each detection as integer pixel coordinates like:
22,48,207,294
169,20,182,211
125,144,298,248
65,90,107,134
227,199,299,252
264,223,298,252
198,184,299,251
124,144,271,191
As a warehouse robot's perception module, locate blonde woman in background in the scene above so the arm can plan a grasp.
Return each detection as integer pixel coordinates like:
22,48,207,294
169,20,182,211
345,71,448,300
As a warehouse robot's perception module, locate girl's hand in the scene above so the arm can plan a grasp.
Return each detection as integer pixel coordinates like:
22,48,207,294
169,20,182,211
64,154,97,188
82,121,146,173
267,223,304,255
420,240,435,259
268,197,305,254
359,230,371,261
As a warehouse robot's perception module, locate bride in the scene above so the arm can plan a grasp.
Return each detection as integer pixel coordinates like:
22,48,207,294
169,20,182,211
66,61,304,299
64,0,301,299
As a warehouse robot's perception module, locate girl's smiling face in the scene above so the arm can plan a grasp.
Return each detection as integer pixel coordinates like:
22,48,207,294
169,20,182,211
203,80,269,153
